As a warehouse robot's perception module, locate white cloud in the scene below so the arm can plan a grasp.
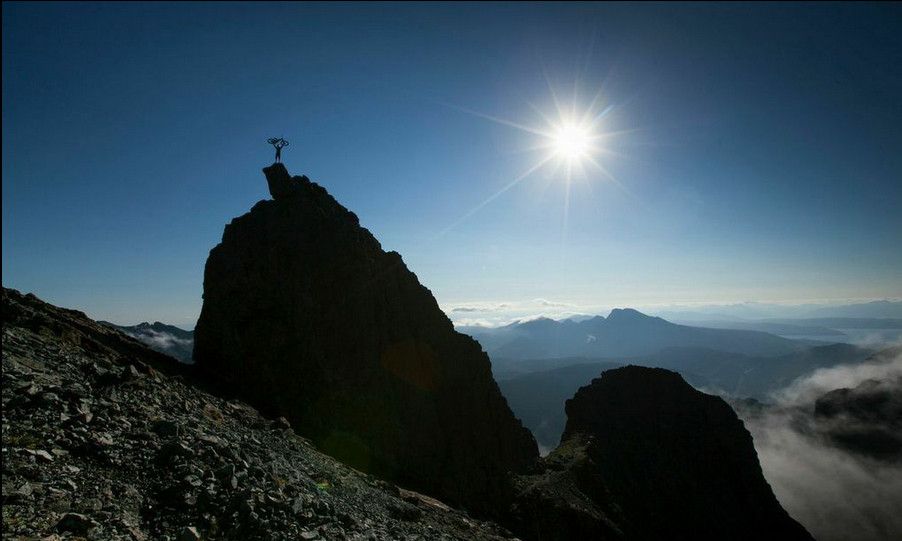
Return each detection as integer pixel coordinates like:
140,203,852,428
772,349,902,406
126,328,193,349
740,348,902,541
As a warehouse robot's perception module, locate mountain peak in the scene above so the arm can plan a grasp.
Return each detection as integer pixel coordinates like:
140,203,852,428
193,164,538,512
263,162,301,199
134,321,182,332
517,316,557,329
606,307,654,322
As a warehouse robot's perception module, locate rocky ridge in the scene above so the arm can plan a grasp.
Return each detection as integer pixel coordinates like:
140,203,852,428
2,288,518,540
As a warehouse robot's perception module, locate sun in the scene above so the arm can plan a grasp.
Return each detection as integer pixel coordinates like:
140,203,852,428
437,86,624,237
551,121,593,162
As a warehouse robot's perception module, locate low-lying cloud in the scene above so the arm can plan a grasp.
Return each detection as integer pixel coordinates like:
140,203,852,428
772,350,902,407
444,299,595,327
131,329,193,350
739,348,902,541
122,328,194,364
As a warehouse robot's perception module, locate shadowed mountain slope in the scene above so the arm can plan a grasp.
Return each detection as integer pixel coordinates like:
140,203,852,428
2,288,517,540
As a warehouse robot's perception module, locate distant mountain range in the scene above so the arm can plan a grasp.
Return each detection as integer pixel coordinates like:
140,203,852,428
668,319,848,337
100,321,194,363
759,317,902,329
654,300,902,321
666,317,902,347
462,308,805,360
806,301,902,319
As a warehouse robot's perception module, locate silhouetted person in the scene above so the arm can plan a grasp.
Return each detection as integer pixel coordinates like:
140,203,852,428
267,137,289,163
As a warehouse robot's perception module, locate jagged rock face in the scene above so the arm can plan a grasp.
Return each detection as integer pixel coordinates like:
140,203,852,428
556,366,813,541
193,164,538,513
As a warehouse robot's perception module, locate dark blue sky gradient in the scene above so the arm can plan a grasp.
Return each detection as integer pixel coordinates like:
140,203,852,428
3,3,901,326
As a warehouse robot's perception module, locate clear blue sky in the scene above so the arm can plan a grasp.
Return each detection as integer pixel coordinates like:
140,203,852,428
3,2,901,327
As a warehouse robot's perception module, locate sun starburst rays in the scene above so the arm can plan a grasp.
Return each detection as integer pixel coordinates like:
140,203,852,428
436,88,624,238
